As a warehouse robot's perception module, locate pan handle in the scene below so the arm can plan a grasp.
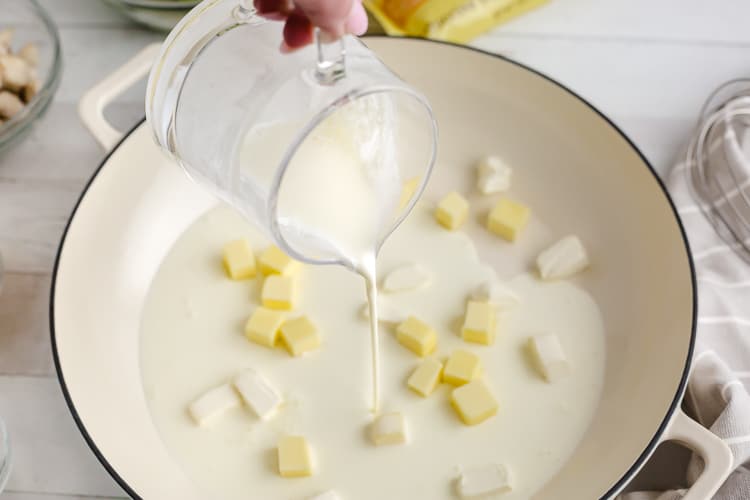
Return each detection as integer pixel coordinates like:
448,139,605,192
78,43,161,150
657,408,733,499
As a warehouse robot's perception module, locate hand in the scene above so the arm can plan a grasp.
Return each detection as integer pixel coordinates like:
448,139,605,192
254,0,368,51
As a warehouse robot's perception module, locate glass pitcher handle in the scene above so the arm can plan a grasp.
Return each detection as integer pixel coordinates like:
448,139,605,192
235,1,345,84
314,28,346,85
235,0,256,20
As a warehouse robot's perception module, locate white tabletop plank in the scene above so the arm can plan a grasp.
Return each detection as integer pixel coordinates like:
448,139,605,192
3,494,123,500
0,273,54,377
0,376,125,497
472,34,750,122
54,27,161,103
501,0,750,43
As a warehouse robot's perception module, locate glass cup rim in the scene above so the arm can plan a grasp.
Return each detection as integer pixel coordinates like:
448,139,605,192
267,83,438,269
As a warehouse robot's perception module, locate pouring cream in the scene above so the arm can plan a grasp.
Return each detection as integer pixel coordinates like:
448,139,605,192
238,93,405,413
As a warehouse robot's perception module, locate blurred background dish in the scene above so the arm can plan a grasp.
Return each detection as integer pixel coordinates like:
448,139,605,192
101,0,201,31
0,0,62,156
99,0,548,40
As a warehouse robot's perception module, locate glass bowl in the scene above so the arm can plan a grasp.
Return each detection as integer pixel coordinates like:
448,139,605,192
102,0,201,31
0,0,62,155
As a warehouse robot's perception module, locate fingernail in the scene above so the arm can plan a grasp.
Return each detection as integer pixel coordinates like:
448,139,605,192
345,1,368,36
283,12,315,50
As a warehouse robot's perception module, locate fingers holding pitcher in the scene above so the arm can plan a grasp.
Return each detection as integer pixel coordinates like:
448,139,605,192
255,0,368,50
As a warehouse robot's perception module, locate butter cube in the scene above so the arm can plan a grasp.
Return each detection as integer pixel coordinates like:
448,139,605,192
280,316,320,356
396,316,437,357
222,239,256,279
435,191,469,230
399,176,421,210
476,155,512,195
259,245,301,276
277,435,314,477
536,235,589,280
261,275,296,310
443,350,482,386
370,412,408,446
307,492,340,500
528,334,570,382
244,307,285,347
458,463,512,499
188,384,240,426
407,358,443,397
451,380,499,426
233,370,283,420
461,301,496,345
487,199,530,241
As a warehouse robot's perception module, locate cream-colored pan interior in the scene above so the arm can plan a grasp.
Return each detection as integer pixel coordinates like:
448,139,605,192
51,38,694,499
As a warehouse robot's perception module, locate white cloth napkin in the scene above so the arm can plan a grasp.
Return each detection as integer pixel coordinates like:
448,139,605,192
619,150,750,498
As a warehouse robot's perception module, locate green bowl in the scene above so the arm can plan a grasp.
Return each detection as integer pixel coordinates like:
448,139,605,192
102,0,201,31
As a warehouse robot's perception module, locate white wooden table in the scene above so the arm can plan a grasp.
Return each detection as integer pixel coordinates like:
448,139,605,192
1,1,749,498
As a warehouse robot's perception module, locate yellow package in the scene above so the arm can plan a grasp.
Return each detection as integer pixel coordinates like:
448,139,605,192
366,0,549,43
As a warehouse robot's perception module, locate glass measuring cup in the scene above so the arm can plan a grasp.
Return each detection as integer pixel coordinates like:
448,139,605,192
146,0,438,268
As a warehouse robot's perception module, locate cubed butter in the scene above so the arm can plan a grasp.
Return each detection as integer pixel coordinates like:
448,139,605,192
277,435,314,478
261,275,296,310
476,155,512,195
396,316,437,357
536,235,589,280
528,334,570,382
233,370,283,420
399,176,421,210
461,301,496,345
244,307,285,347
457,463,512,499
259,245,301,275
443,350,482,386
222,239,256,280
487,198,530,242
280,316,321,356
370,412,408,446
435,191,469,230
451,380,499,426
407,358,443,397
188,384,240,426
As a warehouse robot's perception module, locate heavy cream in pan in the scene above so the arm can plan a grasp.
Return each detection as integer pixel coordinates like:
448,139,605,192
140,202,606,499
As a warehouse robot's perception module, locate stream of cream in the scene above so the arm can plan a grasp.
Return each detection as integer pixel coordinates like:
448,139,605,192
237,94,402,414
363,262,380,413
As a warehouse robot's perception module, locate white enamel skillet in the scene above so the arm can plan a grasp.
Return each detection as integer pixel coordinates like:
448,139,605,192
54,38,732,499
